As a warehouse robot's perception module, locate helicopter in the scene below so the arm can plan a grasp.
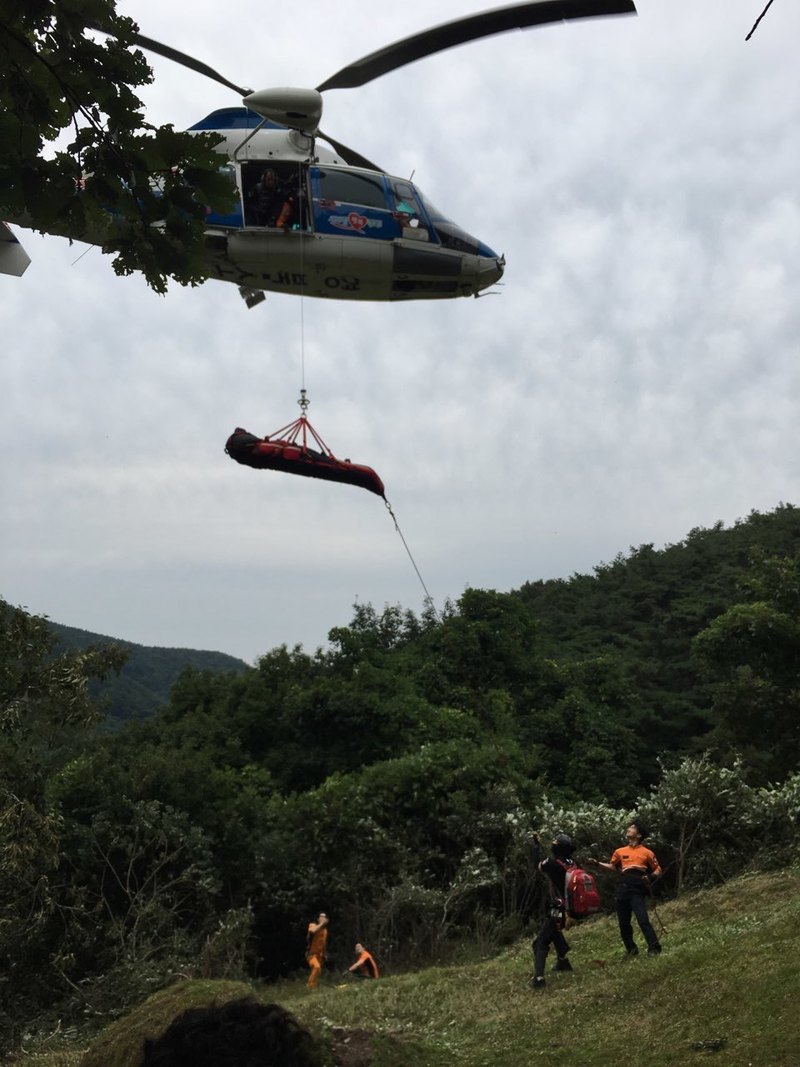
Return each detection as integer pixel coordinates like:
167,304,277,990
2,0,636,306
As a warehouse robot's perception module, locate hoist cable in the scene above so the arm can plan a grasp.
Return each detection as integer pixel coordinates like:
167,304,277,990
384,497,436,613
298,163,307,394
288,165,434,616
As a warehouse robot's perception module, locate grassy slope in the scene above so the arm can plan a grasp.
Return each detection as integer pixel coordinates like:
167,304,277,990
10,870,800,1067
287,868,800,1067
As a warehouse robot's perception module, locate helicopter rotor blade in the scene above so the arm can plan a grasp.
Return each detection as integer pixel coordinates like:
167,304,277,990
316,131,383,171
316,0,636,92
129,32,252,97
86,21,251,97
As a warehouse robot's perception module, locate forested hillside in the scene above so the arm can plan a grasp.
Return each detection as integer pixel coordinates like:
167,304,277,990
49,622,248,727
1,503,798,1055
515,501,800,781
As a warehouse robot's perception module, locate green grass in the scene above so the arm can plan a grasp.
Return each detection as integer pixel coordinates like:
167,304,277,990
9,869,800,1067
290,869,800,1066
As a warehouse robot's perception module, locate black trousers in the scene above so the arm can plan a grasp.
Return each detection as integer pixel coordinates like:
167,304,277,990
533,913,569,978
616,886,660,952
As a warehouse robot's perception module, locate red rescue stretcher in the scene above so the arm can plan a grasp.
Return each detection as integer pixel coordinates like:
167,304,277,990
225,417,385,498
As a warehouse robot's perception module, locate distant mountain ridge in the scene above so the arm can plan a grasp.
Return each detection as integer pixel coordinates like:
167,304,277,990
49,622,249,728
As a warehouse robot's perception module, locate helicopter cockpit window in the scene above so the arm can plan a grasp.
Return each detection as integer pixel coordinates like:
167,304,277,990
243,163,308,229
390,181,429,241
417,193,484,256
392,182,417,217
314,169,387,210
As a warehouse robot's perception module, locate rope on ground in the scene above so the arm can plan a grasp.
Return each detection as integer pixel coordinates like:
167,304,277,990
652,902,668,936
384,498,436,614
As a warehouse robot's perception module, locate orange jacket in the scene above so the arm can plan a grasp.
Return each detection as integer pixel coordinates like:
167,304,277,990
609,843,661,876
307,923,328,959
352,949,379,978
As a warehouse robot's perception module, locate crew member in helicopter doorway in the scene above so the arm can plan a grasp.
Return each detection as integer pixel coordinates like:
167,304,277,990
248,167,295,227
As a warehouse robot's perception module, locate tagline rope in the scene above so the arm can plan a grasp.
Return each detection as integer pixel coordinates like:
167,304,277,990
384,497,436,614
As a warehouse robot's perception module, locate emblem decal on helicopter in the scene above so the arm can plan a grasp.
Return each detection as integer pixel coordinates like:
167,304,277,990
328,213,383,235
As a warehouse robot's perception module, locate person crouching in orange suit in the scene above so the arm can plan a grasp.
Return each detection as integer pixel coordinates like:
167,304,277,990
305,912,329,989
346,942,379,979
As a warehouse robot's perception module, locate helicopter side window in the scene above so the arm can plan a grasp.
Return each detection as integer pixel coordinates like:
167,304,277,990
310,167,400,242
391,181,429,241
314,169,387,210
309,168,433,244
203,163,244,228
392,182,417,218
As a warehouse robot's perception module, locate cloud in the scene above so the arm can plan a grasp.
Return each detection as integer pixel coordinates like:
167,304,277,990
2,0,798,662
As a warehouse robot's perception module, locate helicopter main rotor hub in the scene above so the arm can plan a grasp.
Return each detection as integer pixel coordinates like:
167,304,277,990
242,88,323,135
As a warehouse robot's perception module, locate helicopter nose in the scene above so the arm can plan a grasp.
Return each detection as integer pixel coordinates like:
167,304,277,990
475,253,504,294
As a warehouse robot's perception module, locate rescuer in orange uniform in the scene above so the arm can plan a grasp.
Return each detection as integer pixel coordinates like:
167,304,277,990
305,912,329,989
590,821,663,956
346,943,380,979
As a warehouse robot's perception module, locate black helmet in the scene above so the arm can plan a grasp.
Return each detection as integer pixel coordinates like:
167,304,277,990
551,833,574,859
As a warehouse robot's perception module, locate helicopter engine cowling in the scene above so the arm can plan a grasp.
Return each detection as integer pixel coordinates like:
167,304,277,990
242,88,323,135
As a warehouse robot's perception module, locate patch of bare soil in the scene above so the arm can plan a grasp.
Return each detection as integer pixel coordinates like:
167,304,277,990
330,1027,374,1067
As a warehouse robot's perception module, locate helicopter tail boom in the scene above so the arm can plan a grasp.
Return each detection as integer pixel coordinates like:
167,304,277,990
0,223,31,277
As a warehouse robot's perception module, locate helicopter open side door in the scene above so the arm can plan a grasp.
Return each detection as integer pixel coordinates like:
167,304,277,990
240,162,311,231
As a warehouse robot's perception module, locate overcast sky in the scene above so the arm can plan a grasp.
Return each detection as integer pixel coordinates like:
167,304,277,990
2,0,798,663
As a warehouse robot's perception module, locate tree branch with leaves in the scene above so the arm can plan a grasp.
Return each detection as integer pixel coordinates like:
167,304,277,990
0,0,234,292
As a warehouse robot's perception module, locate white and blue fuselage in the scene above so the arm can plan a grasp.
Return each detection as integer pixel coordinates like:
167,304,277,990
195,108,504,301
1,107,504,302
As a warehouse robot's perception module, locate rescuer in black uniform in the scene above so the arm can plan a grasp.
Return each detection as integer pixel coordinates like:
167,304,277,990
530,831,576,991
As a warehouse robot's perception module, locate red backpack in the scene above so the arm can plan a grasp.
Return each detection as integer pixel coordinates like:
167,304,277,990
559,861,601,919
